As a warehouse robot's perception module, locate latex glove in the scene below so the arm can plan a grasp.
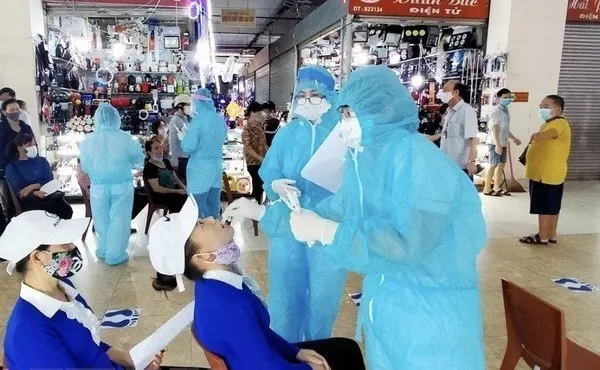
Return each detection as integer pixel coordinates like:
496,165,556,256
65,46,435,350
271,179,301,203
290,210,339,245
221,198,266,223
177,125,188,141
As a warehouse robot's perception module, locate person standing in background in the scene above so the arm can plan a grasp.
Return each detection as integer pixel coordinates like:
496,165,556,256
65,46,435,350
520,95,571,245
0,87,31,125
80,104,145,265
434,80,479,180
181,89,227,219
483,88,521,196
263,101,281,147
0,99,35,173
168,94,191,182
242,102,268,203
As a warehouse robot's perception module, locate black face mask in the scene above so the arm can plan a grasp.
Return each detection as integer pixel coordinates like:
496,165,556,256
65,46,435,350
43,248,84,279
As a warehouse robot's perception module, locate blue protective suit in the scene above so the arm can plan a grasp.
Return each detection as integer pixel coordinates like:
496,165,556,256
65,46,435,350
80,103,144,265
314,66,487,369
258,65,347,342
182,88,227,218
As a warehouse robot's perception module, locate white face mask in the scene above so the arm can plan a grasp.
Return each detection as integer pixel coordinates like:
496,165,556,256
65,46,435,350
158,127,168,136
437,91,454,104
295,99,331,122
183,106,192,116
25,146,38,158
340,116,362,149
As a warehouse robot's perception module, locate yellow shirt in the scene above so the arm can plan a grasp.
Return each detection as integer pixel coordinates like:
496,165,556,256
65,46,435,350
525,117,571,185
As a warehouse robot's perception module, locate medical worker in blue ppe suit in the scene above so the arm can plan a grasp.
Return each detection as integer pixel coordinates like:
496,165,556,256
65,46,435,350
182,88,227,218
288,66,487,369
223,65,347,343
80,103,145,265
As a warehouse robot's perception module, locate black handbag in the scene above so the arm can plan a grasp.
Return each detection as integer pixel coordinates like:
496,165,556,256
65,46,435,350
518,145,529,166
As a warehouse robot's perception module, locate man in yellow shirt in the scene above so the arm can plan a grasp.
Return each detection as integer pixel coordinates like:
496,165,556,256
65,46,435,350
520,95,571,245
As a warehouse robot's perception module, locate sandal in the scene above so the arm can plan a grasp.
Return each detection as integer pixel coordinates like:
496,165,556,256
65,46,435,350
484,190,501,196
549,239,557,244
496,189,511,196
519,234,548,245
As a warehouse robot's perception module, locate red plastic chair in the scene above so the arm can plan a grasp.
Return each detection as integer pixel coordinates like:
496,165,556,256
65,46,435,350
191,328,229,370
142,177,170,235
500,279,600,369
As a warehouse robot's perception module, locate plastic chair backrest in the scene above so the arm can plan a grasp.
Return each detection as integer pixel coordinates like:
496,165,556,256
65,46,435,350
191,327,229,370
6,181,21,217
501,279,567,369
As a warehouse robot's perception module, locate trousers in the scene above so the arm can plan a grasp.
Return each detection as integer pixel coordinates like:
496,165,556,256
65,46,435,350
296,338,366,370
193,187,222,219
90,182,133,265
268,237,347,342
21,192,73,220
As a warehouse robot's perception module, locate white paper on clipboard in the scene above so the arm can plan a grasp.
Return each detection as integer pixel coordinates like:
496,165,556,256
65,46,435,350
129,301,195,370
301,122,348,194
40,179,63,194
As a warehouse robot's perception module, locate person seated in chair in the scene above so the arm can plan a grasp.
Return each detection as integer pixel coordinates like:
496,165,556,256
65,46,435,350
148,197,366,370
144,137,188,291
5,134,73,219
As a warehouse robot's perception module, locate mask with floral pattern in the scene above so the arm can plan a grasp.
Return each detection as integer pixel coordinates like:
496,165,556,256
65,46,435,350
44,248,84,278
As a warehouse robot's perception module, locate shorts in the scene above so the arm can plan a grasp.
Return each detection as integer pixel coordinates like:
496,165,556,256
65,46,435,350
529,180,564,215
488,144,507,166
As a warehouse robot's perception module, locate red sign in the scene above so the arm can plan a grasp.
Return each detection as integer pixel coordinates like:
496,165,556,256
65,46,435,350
347,0,490,20
44,0,188,7
567,0,600,22
512,92,530,103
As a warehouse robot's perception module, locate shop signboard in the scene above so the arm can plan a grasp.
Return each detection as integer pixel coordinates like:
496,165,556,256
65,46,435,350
567,0,600,22
512,92,529,103
347,0,490,20
44,0,185,6
221,9,256,27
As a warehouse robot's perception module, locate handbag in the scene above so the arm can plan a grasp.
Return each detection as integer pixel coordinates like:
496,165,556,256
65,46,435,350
518,145,529,166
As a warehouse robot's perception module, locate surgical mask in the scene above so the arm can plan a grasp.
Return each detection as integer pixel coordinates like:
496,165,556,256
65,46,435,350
44,248,84,279
183,106,192,116
158,127,167,136
295,100,331,122
539,108,553,121
340,116,362,149
500,98,512,107
437,91,454,104
150,154,163,162
25,146,38,158
6,111,21,121
203,241,240,265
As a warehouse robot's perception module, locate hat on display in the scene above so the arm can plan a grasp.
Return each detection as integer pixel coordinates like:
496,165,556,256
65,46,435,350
173,94,191,108
148,196,198,292
0,211,91,275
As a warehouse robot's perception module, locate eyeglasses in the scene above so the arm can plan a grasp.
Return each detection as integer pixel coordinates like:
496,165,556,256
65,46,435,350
296,96,324,106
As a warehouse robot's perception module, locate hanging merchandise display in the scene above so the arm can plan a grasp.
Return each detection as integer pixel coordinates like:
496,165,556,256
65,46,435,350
558,3,600,180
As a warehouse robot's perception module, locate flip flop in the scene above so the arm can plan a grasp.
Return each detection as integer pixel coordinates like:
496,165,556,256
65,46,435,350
519,234,548,245
549,239,558,244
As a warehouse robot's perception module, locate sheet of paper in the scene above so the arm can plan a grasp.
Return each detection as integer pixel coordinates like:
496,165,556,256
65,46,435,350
301,122,348,194
40,179,63,194
129,301,195,370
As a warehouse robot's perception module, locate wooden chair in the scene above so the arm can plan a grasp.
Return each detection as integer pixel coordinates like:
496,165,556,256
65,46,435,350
500,279,600,369
222,172,259,236
191,327,229,370
6,182,22,217
142,177,170,234
76,179,93,241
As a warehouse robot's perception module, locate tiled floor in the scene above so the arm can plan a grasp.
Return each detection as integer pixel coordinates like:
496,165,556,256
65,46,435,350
1,181,600,369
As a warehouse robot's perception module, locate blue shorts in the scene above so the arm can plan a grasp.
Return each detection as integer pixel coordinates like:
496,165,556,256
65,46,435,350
529,180,564,215
488,144,507,166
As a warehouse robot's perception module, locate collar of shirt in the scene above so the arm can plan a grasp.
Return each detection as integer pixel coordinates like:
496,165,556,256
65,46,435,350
204,269,244,290
20,281,79,318
450,99,466,112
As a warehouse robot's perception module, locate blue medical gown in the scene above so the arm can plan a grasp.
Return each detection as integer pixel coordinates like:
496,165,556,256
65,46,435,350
314,66,487,369
181,98,227,217
80,104,144,265
258,108,348,342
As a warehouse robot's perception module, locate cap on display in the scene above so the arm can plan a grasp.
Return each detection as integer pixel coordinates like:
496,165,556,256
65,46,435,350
148,196,199,292
0,211,91,275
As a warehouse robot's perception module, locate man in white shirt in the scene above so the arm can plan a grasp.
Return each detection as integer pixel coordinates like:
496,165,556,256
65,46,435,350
433,80,480,179
484,88,521,195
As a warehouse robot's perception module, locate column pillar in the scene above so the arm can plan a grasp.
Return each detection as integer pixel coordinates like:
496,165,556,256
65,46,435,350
0,0,45,139
486,0,568,179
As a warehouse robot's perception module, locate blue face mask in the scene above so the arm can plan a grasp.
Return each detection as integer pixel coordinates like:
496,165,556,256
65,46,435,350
538,108,553,121
500,98,512,107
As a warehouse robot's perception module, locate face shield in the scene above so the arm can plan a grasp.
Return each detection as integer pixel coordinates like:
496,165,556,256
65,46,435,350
338,106,362,149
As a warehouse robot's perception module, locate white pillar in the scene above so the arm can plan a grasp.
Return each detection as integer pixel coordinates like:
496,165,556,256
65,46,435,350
0,0,45,139
486,0,568,179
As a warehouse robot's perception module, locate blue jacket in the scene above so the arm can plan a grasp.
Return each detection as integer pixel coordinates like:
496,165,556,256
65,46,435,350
5,157,54,193
193,275,310,370
4,279,122,369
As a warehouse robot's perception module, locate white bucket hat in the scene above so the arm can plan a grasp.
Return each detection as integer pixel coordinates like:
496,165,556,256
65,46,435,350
0,211,91,274
172,94,191,108
148,196,198,292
